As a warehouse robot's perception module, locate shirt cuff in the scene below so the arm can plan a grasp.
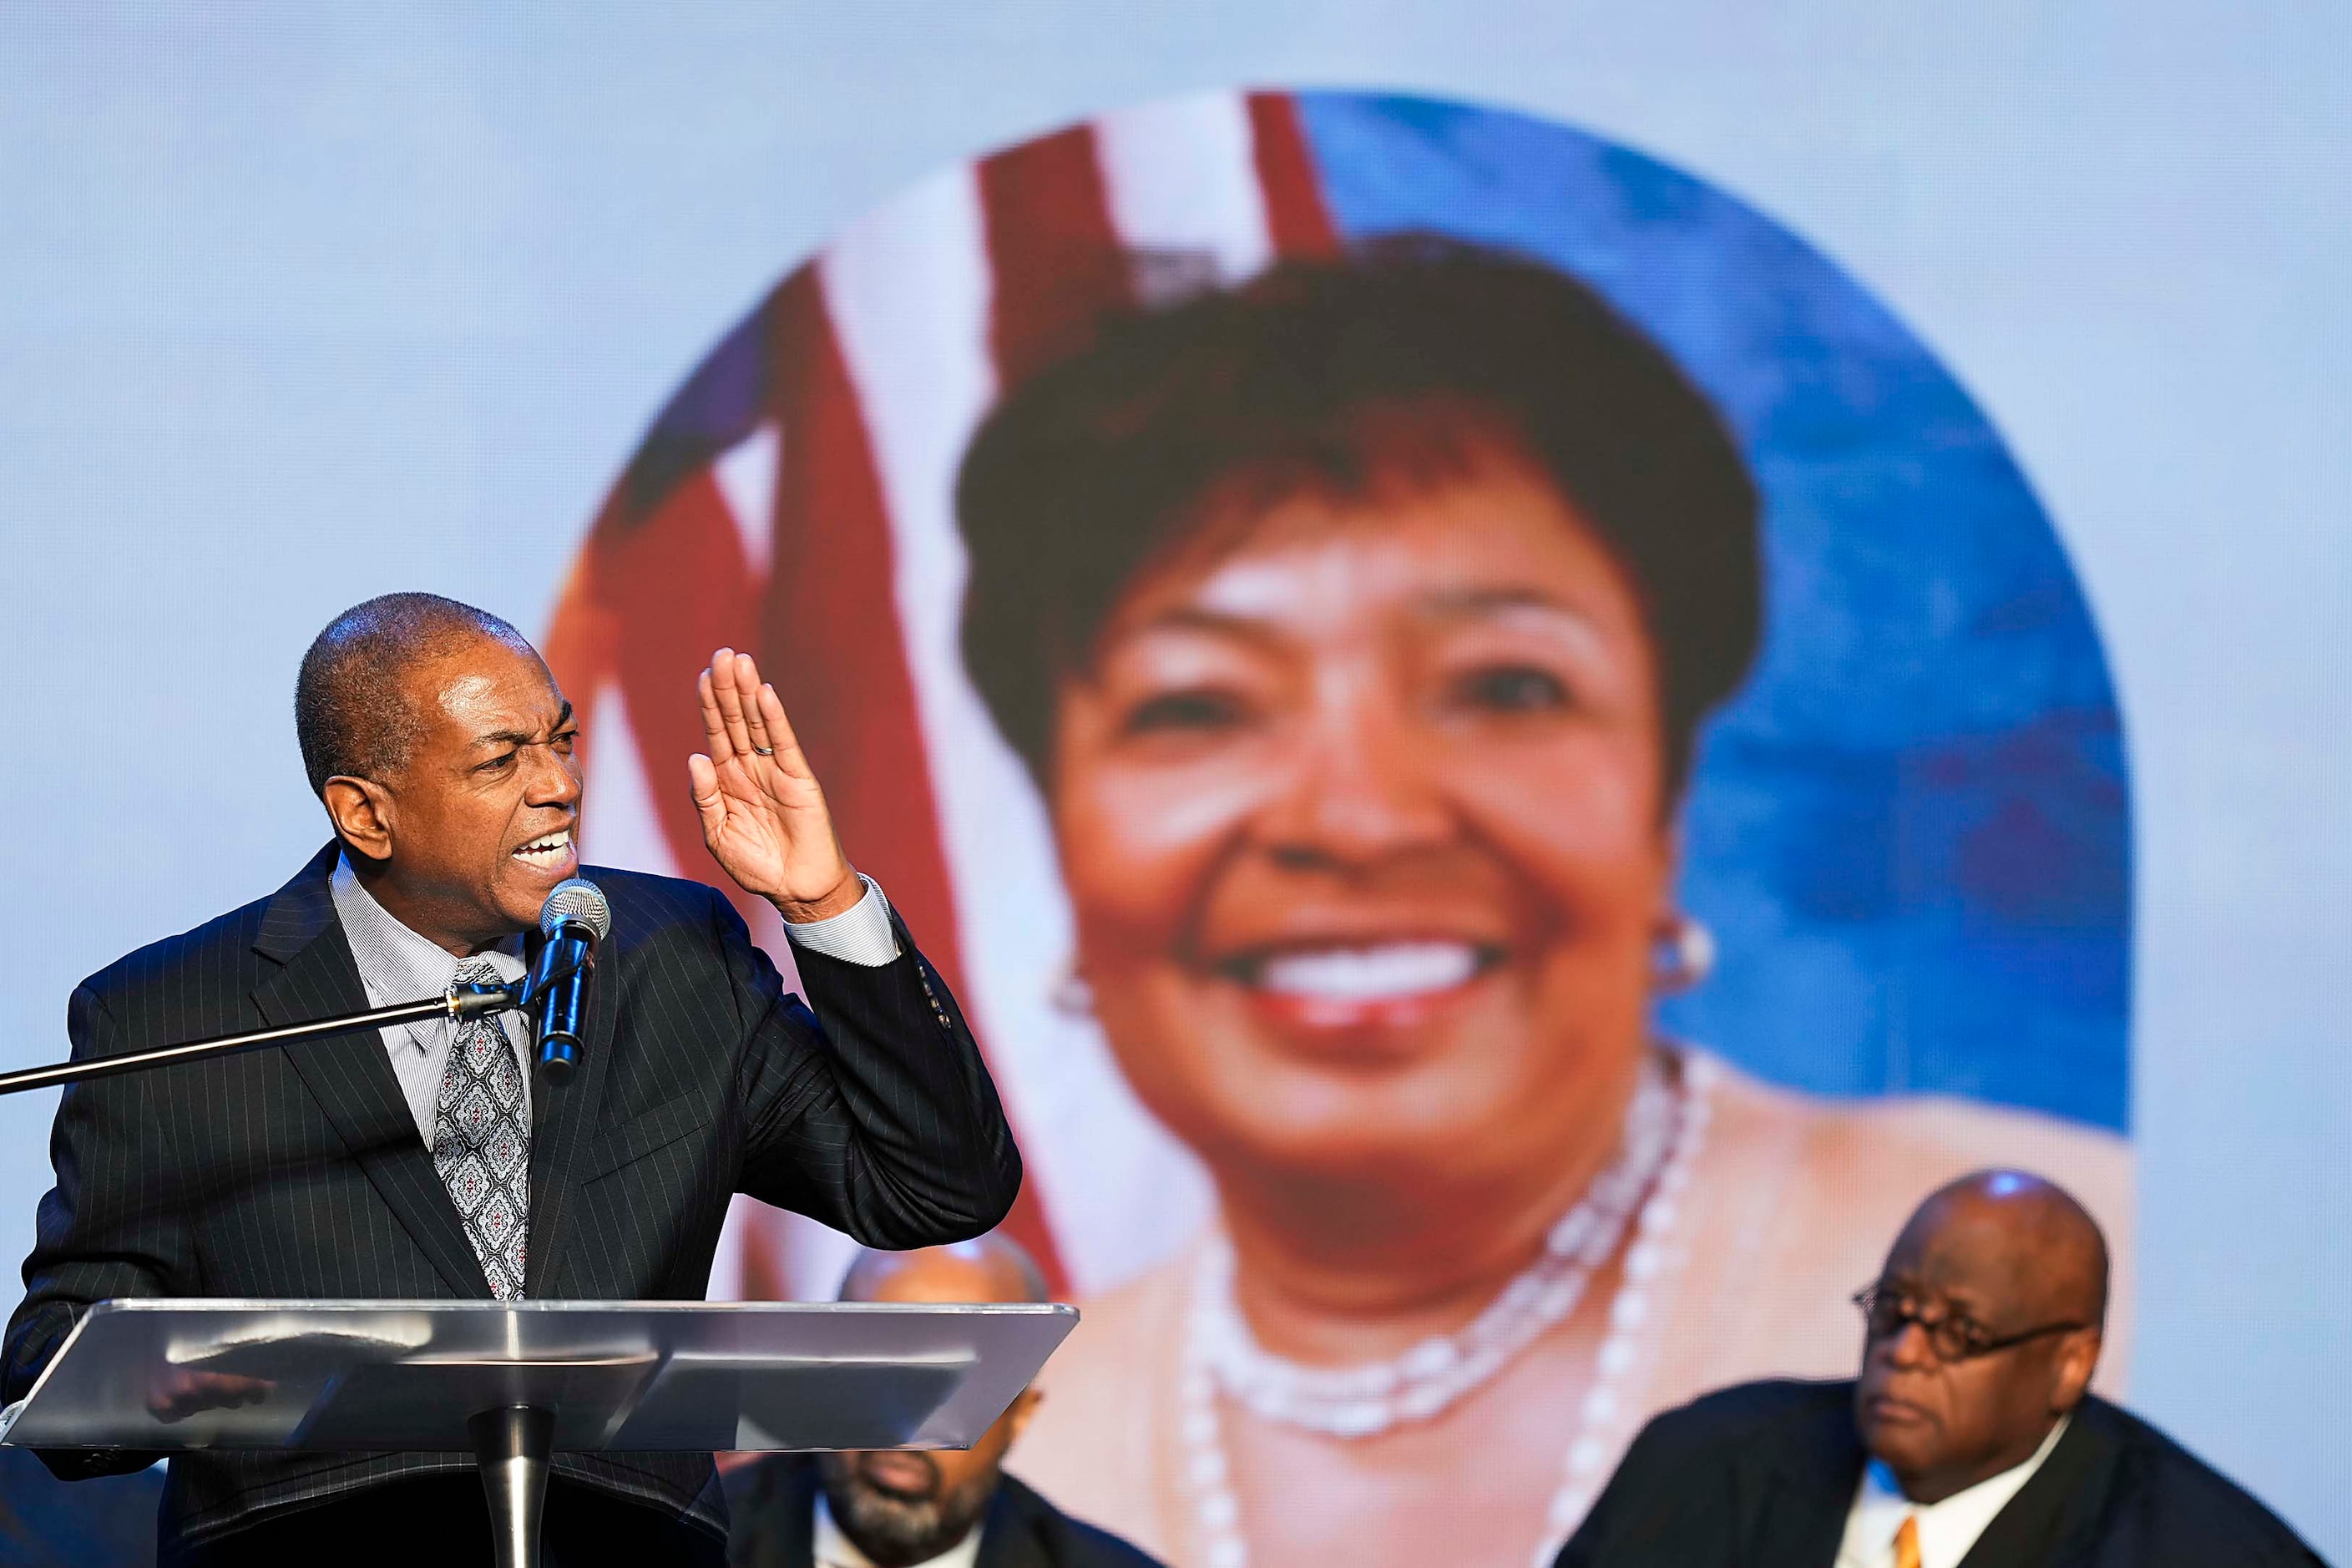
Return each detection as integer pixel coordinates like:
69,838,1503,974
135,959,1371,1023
779,874,900,966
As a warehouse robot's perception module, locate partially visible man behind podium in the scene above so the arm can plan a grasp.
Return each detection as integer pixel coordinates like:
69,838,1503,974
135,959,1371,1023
3,594,1024,1565
726,1237,1163,1568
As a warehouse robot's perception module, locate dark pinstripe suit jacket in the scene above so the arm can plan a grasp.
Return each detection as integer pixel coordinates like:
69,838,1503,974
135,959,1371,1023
3,842,1024,1550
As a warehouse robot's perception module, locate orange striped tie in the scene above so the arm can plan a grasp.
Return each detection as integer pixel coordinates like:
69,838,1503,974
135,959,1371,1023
1893,1515,1922,1568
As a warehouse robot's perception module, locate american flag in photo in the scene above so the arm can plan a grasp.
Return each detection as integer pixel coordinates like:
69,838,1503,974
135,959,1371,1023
545,91,1340,1298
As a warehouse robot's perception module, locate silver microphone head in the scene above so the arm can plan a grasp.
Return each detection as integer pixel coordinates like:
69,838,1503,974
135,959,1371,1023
539,878,612,941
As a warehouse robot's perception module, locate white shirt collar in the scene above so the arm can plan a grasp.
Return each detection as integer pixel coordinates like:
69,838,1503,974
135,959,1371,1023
329,850,528,1012
812,1492,983,1568
1837,1414,2071,1568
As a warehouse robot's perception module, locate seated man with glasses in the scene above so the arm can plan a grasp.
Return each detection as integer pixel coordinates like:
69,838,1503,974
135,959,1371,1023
1554,1170,2319,1567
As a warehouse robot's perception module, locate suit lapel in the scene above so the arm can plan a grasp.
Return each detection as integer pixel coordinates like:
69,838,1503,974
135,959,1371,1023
1955,1404,2119,1568
1755,1382,1869,1566
521,904,620,1297
973,1479,1050,1568
252,843,490,1300
760,1455,822,1568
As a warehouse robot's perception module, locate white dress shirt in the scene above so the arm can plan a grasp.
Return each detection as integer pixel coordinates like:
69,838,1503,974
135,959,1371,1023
781,873,902,967
330,854,901,1150
813,1492,982,1568
1834,1416,2071,1568
330,854,534,1147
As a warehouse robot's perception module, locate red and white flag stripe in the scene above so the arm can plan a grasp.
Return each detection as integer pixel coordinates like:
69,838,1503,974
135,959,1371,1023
549,90,1338,1300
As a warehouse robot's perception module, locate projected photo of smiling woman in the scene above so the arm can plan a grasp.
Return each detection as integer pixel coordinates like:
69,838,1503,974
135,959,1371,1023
547,91,2134,1568
953,239,2128,1568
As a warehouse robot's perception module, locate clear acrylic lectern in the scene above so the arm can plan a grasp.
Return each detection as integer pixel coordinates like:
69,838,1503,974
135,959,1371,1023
0,1297,1077,1567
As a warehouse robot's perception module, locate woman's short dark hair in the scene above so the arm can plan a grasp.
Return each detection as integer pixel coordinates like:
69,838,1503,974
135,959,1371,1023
954,235,1763,802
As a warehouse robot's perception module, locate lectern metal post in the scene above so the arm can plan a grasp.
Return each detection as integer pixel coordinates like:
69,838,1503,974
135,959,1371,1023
470,1404,554,1568
0,1299,1077,1566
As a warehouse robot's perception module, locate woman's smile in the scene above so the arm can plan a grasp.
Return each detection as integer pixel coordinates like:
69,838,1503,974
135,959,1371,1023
1051,452,1676,1174
1187,882,1521,1055
1214,936,1505,1044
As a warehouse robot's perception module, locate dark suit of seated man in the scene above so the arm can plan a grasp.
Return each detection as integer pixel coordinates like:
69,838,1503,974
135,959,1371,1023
726,1238,1161,1568
2,594,1024,1566
1557,1170,2323,1568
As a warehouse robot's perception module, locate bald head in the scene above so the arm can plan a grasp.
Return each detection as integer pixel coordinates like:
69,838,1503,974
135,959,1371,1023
1855,1170,2110,1505
837,1234,1050,1308
1897,1169,2109,1332
295,592,534,797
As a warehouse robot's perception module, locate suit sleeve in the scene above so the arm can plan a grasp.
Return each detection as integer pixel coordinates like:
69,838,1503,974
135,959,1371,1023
2097,1439,2332,1567
713,893,1023,1247
4,984,195,1477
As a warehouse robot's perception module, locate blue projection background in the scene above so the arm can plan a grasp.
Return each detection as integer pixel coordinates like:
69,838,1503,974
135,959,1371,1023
1302,94,2128,1130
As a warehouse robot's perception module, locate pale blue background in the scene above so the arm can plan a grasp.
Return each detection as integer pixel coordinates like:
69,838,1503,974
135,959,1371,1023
0,3,2344,1555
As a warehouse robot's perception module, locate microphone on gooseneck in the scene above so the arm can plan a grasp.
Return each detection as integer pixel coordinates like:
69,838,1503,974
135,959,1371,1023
527,878,610,1085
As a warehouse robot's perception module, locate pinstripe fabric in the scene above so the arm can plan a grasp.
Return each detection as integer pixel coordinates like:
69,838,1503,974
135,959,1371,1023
4,841,1024,1551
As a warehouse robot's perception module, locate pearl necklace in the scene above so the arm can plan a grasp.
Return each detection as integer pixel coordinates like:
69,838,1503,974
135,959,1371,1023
1195,1060,1677,1438
1178,1051,1715,1568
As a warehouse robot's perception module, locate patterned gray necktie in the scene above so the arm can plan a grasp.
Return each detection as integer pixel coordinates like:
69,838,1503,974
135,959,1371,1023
433,958,529,1299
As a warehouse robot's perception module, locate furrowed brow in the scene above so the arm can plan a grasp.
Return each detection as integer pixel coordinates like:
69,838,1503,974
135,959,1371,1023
472,701,576,751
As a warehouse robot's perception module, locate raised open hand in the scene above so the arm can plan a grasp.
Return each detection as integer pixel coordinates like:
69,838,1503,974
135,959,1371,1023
687,648,863,923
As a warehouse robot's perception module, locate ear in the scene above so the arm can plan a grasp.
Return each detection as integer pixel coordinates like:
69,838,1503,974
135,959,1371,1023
2049,1328,2102,1413
323,776,397,863
1002,1385,1044,1449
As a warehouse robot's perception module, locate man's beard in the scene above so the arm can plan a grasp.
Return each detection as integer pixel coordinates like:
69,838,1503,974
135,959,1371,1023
817,1450,995,1568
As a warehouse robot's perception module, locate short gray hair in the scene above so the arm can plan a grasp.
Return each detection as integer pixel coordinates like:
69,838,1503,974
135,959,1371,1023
293,592,532,797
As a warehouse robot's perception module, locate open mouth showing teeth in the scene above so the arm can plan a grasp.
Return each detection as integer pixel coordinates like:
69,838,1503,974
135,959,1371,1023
512,830,573,865
1228,941,1495,1004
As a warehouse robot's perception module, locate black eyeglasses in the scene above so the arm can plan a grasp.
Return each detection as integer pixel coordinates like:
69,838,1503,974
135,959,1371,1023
1852,1284,2090,1364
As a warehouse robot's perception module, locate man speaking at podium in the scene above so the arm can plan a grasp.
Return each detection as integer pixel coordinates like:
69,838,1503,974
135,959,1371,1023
2,594,1026,1566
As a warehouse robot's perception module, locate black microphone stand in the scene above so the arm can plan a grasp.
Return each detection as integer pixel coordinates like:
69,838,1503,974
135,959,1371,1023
0,984,524,1098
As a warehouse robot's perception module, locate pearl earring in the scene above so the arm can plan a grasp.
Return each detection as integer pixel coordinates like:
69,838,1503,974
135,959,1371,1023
1651,913,1716,994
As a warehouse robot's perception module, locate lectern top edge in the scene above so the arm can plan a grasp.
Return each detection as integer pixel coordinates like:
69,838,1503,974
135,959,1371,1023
70,1297,1079,1317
